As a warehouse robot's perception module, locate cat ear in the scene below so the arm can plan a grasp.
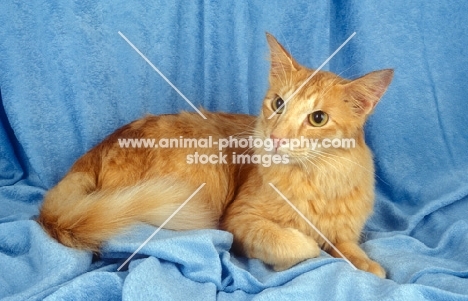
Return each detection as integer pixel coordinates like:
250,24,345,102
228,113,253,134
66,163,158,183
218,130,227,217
342,69,394,116
266,33,301,76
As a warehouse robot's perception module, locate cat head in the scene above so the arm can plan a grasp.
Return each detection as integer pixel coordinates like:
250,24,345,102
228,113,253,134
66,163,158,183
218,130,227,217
254,33,393,163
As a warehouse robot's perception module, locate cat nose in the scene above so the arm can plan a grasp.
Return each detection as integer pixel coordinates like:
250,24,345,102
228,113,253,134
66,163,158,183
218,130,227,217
270,134,285,152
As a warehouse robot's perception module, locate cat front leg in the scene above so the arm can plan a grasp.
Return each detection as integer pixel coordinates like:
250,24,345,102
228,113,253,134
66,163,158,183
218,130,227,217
328,241,386,278
226,216,321,271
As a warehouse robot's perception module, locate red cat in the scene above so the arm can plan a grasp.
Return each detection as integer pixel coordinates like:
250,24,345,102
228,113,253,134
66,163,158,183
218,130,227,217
38,33,393,278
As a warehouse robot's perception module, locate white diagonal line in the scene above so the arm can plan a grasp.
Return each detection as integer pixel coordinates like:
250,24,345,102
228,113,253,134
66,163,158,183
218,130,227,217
118,31,207,119
117,183,206,271
268,183,357,270
268,32,356,119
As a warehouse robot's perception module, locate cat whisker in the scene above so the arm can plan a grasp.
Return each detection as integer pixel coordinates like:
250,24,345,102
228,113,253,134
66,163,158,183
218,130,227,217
230,125,258,140
310,148,390,186
290,152,326,175
304,151,342,174
307,149,346,167
240,145,254,156
295,156,310,176
302,156,321,174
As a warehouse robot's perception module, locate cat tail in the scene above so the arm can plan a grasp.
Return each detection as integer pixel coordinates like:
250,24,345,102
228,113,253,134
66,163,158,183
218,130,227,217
37,172,217,251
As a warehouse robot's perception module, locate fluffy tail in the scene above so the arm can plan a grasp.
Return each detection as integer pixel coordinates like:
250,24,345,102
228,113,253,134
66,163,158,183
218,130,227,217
37,172,217,251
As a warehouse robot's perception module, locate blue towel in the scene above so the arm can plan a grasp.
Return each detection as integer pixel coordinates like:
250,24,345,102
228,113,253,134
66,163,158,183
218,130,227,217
1,1,468,300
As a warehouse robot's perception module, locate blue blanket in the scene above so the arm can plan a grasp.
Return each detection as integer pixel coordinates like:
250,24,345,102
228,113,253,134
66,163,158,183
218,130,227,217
1,1,468,300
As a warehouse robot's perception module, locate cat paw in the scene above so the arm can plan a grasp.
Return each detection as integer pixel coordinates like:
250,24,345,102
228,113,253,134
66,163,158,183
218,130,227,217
366,260,386,278
354,258,386,278
270,228,321,271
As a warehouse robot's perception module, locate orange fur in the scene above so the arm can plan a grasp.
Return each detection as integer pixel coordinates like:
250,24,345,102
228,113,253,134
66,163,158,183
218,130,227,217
38,112,255,251
222,33,392,278
37,33,393,278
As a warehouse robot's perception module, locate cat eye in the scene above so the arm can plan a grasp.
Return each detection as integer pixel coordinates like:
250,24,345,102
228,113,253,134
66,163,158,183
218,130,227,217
308,110,329,127
271,97,285,114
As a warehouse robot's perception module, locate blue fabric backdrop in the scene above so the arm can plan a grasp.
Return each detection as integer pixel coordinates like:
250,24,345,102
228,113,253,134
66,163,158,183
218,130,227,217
1,1,467,300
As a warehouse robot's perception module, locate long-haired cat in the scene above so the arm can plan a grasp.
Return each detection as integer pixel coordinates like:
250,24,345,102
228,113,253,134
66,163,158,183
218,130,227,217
38,33,393,278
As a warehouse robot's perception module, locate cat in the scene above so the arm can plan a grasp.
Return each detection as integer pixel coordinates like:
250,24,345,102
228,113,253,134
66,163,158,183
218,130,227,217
38,33,393,278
